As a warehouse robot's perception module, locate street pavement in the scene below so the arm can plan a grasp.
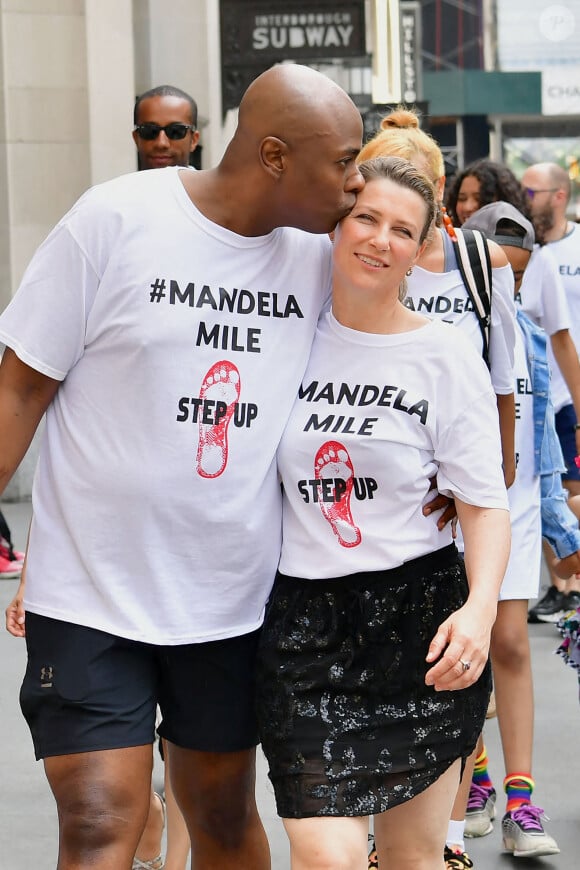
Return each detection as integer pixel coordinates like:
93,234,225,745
1,499,578,868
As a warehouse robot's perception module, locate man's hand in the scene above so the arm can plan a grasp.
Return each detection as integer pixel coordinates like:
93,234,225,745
502,457,516,490
423,475,457,532
552,554,580,581
574,430,580,459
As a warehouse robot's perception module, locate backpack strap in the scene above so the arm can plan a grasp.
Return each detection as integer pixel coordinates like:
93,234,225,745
452,227,493,369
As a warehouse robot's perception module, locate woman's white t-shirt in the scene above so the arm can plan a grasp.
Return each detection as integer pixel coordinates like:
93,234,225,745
404,231,516,395
278,312,508,580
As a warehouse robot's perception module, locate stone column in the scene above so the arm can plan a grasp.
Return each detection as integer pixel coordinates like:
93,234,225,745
0,0,135,499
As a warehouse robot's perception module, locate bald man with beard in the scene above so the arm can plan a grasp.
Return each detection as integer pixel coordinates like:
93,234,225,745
0,65,364,869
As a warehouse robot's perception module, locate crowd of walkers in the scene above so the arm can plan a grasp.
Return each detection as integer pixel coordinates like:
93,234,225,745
1,65,579,870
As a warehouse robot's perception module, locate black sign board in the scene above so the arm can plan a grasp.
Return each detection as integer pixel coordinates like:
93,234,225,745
220,0,367,113
400,1,422,104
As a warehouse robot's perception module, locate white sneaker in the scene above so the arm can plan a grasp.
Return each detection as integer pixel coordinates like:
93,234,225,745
465,783,496,837
502,804,560,857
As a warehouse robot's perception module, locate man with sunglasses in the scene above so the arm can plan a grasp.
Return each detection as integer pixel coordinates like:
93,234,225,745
522,162,580,622
133,84,200,170
0,63,366,869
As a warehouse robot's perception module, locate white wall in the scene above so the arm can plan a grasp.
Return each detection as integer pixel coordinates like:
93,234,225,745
0,0,135,499
132,0,229,167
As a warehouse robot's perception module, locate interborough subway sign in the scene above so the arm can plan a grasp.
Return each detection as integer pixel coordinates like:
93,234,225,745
220,1,367,62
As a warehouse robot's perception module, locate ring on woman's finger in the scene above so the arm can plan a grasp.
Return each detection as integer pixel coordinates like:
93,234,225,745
459,659,471,673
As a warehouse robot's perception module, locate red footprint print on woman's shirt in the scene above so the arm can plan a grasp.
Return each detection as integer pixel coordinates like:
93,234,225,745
314,440,361,547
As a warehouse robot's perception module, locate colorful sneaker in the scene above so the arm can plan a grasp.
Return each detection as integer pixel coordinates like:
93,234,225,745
528,586,565,623
464,782,496,837
0,536,25,564
502,804,560,857
562,590,580,617
367,836,378,869
0,538,24,561
444,845,474,868
0,552,22,579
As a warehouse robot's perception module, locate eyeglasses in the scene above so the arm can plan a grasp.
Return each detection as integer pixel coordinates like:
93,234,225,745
134,123,195,141
524,187,558,200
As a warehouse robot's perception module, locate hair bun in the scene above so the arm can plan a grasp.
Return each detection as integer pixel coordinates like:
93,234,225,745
380,109,419,131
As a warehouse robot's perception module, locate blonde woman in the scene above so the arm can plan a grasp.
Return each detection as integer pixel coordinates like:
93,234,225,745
256,158,510,870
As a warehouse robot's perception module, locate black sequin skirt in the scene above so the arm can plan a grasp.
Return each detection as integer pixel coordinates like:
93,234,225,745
256,544,491,818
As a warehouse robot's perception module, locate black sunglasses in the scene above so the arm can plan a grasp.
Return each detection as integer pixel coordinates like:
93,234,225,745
134,123,195,141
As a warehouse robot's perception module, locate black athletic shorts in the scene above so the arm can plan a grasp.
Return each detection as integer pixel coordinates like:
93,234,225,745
20,612,261,759
555,403,580,482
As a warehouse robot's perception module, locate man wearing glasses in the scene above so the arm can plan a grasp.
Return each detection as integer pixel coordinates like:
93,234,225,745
133,84,200,170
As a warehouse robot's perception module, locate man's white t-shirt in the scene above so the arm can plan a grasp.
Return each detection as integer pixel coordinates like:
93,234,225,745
277,313,508,579
518,244,572,413
404,229,516,395
0,167,333,644
550,222,580,338
544,222,580,412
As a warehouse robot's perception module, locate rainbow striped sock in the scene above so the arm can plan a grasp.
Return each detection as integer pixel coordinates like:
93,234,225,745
472,746,493,790
504,773,535,812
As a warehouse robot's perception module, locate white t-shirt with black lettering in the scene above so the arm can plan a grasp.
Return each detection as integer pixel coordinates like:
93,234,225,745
405,229,516,395
550,222,580,338
501,325,541,599
0,166,332,644
277,312,508,579
544,222,580,412
518,244,571,413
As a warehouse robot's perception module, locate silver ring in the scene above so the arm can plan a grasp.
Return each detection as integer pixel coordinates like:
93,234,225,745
459,659,471,673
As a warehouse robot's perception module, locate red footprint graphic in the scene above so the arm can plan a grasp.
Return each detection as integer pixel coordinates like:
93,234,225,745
196,361,241,478
314,441,361,548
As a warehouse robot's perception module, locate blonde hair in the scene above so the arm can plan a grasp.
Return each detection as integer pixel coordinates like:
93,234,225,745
358,109,444,186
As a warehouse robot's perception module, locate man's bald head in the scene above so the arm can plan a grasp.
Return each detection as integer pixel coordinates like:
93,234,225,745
525,162,571,200
521,161,571,242
217,64,364,235
237,64,360,147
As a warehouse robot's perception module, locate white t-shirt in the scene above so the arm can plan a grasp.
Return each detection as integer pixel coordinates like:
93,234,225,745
550,222,580,337
277,313,508,579
0,167,333,644
544,222,580,412
501,325,541,600
404,230,516,395
518,244,572,413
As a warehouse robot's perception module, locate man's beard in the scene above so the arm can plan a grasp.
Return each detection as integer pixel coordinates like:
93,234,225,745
532,205,555,245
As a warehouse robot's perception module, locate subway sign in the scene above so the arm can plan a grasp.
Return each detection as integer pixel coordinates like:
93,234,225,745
220,1,367,63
